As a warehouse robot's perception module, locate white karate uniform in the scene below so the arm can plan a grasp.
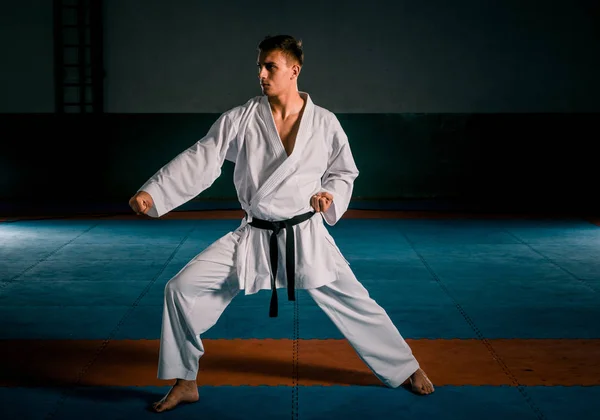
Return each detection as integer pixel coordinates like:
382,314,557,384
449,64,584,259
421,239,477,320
139,92,420,387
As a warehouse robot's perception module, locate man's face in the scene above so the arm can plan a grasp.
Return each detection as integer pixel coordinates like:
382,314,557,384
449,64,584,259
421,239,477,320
257,49,298,96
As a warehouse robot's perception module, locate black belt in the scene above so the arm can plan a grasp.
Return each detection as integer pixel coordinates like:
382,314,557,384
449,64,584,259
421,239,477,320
248,211,315,317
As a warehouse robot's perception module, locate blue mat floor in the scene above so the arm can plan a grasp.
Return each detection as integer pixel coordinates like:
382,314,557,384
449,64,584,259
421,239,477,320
1,216,599,419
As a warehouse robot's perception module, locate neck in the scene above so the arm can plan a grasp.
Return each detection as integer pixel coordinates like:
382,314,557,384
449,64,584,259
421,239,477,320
268,89,304,119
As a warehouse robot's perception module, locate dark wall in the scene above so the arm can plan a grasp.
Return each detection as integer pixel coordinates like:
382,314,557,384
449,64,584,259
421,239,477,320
0,0,53,113
103,0,600,113
1,1,599,215
2,0,600,113
2,112,598,215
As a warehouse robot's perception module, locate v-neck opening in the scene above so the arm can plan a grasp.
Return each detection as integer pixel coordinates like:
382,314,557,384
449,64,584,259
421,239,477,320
250,93,314,212
263,93,308,159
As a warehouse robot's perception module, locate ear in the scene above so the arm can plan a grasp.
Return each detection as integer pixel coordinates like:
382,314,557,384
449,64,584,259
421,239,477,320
292,64,301,79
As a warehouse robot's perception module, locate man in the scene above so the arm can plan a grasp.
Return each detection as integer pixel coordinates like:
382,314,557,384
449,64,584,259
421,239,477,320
129,34,434,413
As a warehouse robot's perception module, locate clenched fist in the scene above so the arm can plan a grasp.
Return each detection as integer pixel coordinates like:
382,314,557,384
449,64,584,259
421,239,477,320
310,192,333,213
129,191,154,215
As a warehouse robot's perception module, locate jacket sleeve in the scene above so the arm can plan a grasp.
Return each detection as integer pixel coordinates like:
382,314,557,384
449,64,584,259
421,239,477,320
138,112,238,218
320,114,359,225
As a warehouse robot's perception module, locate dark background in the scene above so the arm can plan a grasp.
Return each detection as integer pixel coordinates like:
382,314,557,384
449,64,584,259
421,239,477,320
1,0,599,215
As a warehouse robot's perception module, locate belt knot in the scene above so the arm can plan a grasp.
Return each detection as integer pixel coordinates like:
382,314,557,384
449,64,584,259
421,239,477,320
247,211,315,317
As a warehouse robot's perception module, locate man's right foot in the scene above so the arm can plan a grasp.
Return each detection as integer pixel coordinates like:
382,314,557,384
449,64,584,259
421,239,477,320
409,368,435,395
152,379,199,413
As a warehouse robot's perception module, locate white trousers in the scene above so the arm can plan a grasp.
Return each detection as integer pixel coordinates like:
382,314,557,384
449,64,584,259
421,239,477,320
157,233,420,388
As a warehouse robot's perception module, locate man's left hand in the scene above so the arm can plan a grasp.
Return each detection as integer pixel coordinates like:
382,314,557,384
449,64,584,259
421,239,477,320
311,192,333,213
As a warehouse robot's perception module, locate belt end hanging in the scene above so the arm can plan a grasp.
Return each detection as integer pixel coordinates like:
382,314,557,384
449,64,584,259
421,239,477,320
269,287,278,317
288,288,296,301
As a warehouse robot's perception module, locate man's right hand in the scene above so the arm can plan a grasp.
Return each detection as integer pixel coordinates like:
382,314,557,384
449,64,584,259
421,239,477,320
129,191,154,215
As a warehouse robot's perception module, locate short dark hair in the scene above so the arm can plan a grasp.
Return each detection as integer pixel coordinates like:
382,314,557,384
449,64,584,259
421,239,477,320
258,35,304,66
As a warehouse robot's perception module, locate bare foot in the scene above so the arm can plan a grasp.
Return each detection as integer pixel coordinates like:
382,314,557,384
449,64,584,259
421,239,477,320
152,379,199,413
409,368,435,395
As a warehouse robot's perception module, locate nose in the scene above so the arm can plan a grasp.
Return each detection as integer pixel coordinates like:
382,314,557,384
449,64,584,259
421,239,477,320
258,66,267,80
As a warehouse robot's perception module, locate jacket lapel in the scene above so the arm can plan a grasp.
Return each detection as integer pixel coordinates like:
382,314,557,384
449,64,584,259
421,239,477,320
251,92,314,214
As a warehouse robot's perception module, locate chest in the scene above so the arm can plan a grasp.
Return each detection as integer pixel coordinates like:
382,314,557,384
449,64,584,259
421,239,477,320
273,115,301,157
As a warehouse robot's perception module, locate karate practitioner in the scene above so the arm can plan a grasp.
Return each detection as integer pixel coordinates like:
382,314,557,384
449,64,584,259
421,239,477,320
129,35,434,413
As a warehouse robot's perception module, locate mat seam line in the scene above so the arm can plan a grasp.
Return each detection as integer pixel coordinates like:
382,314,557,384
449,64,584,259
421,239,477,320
503,229,598,294
0,222,101,295
43,226,195,420
401,232,548,420
292,285,299,420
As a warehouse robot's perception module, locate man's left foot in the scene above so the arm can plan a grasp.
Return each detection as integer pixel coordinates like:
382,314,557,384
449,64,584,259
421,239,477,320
409,368,434,395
